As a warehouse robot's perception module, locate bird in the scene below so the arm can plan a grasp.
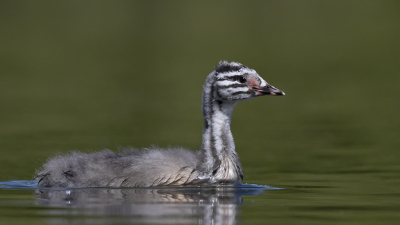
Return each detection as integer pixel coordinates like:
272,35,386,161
35,61,284,188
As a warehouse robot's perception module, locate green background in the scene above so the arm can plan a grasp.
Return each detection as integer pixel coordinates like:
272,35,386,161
0,1,399,224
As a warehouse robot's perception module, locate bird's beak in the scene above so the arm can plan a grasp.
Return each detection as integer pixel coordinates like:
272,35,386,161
254,84,285,96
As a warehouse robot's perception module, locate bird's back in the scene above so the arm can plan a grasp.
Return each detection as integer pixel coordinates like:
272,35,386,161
35,147,202,187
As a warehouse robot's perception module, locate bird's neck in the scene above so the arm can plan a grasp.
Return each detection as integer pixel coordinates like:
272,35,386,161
200,76,243,182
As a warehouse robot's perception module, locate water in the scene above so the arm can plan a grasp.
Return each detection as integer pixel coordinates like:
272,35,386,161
0,181,275,224
1,176,399,224
1,1,400,224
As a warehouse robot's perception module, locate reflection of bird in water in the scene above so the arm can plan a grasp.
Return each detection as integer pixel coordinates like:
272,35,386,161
35,61,284,187
35,185,270,225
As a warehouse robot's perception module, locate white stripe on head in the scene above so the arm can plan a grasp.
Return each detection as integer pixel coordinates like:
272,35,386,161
216,80,242,86
218,87,249,96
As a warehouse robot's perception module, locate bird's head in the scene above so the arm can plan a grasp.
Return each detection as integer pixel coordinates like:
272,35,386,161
213,61,284,102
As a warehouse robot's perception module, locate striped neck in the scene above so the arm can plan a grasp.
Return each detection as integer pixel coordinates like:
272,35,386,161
199,72,243,182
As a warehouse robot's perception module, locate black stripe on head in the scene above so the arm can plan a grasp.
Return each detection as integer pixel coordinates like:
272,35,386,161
218,83,247,89
215,61,247,73
232,91,254,96
217,74,249,81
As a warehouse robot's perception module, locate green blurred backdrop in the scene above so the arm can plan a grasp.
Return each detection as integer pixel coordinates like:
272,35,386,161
0,0,399,181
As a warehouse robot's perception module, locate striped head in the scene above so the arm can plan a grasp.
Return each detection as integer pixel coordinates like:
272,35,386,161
213,61,284,102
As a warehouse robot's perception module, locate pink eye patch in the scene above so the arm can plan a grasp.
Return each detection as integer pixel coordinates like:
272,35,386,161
247,77,259,86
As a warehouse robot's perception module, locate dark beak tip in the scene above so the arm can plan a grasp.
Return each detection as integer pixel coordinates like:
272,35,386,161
257,85,285,96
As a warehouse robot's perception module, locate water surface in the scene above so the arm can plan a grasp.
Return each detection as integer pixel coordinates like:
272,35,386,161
1,181,276,225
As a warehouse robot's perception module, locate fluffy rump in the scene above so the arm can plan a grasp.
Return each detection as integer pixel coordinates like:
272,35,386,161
35,147,201,187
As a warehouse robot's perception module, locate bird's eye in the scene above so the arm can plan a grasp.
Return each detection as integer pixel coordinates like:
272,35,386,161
239,77,247,83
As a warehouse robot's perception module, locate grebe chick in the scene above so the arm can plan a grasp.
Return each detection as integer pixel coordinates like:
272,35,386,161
35,61,284,187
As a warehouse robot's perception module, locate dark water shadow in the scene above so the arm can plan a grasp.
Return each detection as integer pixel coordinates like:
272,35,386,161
0,180,279,225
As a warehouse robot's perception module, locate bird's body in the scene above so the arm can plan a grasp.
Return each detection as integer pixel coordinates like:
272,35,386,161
35,61,284,187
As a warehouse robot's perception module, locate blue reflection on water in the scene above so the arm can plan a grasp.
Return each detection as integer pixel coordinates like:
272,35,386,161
0,180,37,189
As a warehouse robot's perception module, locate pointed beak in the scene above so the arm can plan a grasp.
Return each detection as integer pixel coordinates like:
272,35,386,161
255,84,285,96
